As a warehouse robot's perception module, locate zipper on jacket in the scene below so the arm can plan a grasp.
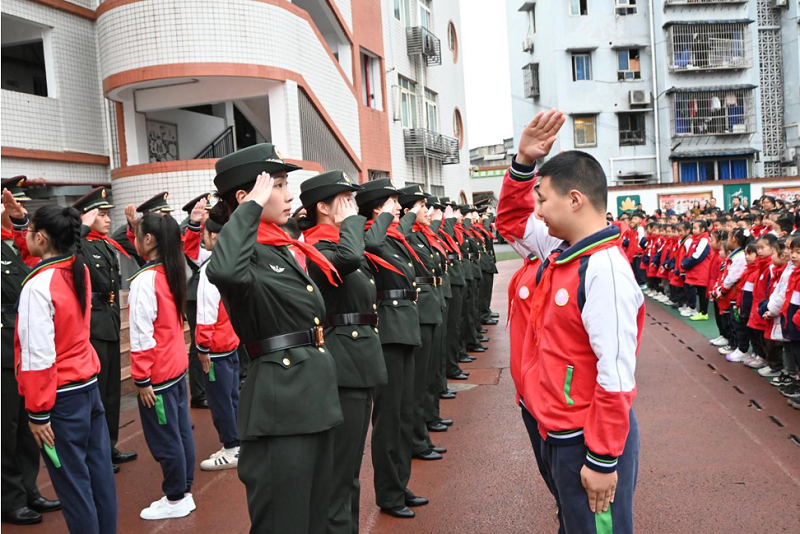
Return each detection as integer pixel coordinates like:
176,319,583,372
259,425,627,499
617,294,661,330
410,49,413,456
564,365,575,406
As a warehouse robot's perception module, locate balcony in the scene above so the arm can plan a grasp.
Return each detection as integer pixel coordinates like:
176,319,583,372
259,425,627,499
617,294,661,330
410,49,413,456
404,128,460,164
669,86,756,137
619,130,646,146
522,63,539,99
666,21,753,72
406,26,442,66
665,0,747,5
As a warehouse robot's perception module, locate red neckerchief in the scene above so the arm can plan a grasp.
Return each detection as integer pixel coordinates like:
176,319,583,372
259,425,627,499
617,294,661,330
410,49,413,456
257,222,340,286
438,228,461,257
413,222,448,257
453,222,466,245
1,228,12,241
365,219,426,268
475,224,494,240
303,223,402,275
468,225,486,243
86,229,131,258
779,265,800,319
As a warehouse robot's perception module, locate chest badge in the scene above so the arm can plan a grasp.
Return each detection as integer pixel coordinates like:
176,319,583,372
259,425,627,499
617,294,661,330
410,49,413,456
554,288,570,307
519,286,530,300
417,244,424,248
1,260,10,266
269,264,285,273
93,254,102,259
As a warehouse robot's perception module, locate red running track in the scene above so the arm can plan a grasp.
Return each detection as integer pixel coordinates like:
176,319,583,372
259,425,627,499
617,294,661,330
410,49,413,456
5,259,800,533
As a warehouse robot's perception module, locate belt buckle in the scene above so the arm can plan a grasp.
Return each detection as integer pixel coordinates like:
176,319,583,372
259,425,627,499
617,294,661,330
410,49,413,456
108,292,115,304
314,326,325,347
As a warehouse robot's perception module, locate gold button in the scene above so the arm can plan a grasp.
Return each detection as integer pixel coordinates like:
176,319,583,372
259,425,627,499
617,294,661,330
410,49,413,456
408,262,413,267
282,358,291,366
392,300,398,306
369,279,375,285
314,317,320,325
430,253,434,258
352,331,359,338
4,270,9,274
412,282,417,287
318,347,325,353
432,268,436,273
417,287,421,293
374,328,379,333
96,264,100,268
373,304,377,310
306,285,314,292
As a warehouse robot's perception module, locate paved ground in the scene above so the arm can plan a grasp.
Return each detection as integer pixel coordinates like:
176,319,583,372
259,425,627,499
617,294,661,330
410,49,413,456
6,258,800,533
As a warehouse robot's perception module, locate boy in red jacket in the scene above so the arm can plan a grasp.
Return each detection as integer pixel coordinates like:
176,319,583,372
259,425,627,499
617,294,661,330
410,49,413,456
504,109,644,533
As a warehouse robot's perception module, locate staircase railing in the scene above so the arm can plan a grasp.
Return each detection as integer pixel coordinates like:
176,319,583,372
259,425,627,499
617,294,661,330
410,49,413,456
195,126,235,159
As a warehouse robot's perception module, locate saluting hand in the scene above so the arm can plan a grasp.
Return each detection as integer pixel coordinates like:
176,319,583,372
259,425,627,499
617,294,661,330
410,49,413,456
380,197,395,215
444,205,454,219
28,421,55,449
2,189,27,219
81,208,99,228
333,195,357,225
517,109,566,166
409,199,426,215
190,198,207,224
581,465,617,515
137,385,157,408
243,172,274,206
124,204,137,228
432,208,443,222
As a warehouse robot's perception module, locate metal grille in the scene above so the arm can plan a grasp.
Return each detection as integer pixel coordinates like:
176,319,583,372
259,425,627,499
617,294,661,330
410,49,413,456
665,0,747,5
406,26,442,66
403,129,460,164
670,89,756,137
667,23,752,72
195,126,234,160
757,0,786,177
523,63,539,99
619,130,646,146
298,90,359,179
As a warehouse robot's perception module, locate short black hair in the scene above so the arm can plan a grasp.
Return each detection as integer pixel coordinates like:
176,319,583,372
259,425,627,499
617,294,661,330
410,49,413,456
536,151,607,211
776,216,794,234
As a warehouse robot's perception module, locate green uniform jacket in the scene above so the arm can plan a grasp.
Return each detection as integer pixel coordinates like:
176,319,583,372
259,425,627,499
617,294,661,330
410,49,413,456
1,239,30,369
307,215,388,389
482,219,499,275
406,227,443,325
81,226,121,342
367,212,421,347
111,224,145,267
438,219,466,288
461,220,484,281
207,201,342,438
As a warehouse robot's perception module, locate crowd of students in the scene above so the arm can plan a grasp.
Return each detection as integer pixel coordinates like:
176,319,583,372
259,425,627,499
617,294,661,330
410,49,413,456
618,194,800,409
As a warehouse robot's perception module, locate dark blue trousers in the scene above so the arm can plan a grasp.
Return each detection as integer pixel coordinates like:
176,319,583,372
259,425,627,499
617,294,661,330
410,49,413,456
44,384,117,534
205,352,240,449
138,378,195,501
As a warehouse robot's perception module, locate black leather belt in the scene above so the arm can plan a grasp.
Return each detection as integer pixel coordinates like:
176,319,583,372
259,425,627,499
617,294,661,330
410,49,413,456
447,254,460,261
92,292,115,304
376,289,418,302
415,276,437,287
1,305,16,314
244,327,325,358
324,313,378,327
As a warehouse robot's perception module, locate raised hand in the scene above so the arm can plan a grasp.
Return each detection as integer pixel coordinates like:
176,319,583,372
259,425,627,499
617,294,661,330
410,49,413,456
190,198,208,224
81,208,99,228
409,199,426,215
431,208,443,222
124,204,137,227
333,195,357,225
243,172,274,206
444,205,454,219
517,109,566,165
2,189,27,219
380,197,395,214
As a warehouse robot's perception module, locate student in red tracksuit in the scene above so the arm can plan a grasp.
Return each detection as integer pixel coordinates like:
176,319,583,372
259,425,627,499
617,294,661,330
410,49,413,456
15,206,117,534
129,212,196,520
669,224,690,310
503,110,644,534
706,231,727,340
681,221,713,320
746,235,779,368
184,199,241,471
733,243,760,365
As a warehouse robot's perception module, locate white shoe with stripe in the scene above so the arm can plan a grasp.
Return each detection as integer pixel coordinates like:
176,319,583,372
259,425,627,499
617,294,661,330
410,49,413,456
200,447,239,471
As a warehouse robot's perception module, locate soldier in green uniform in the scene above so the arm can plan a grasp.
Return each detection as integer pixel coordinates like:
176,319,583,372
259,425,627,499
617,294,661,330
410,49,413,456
356,179,429,519
298,170,393,534
0,179,61,525
181,193,213,409
73,187,138,471
459,205,487,357
112,192,173,267
440,199,469,382
206,144,343,534
475,206,499,326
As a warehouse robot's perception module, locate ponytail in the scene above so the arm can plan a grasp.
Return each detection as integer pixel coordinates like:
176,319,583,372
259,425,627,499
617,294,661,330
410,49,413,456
138,213,186,320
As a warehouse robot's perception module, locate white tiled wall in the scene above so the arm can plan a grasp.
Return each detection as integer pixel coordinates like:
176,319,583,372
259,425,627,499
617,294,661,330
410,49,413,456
331,0,353,33
2,158,109,185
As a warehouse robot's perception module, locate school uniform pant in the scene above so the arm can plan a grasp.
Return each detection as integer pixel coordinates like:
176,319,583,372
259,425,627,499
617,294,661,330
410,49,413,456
446,285,465,377
520,403,558,506
730,315,751,353
186,300,206,403
669,285,685,307
92,338,121,450
632,258,646,286
539,411,640,534
749,328,765,357
138,378,195,501
1,368,42,512
372,343,415,510
205,352,240,449
462,279,481,350
239,430,334,534
328,388,371,534
762,338,785,371
44,384,117,534
412,324,437,455
687,285,709,314
713,304,732,342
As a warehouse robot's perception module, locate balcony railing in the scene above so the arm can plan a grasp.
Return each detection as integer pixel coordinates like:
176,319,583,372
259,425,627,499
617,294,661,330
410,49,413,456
404,128,460,164
665,0,747,5
406,26,442,66
670,87,755,137
619,130,646,146
667,22,752,72
195,126,235,160
523,63,539,99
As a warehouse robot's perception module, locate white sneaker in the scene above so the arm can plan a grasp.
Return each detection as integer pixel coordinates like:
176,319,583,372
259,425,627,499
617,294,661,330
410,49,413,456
718,345,734,355
140,496,194,520
663,299,675,306
680,309,696,317
711,337,729,347
709,336,724,345
656,294,669,302
726,349,748,362
200,447,239,471
184,493,196,512
745,355,767,369
758,366,782,378
679,306,690,314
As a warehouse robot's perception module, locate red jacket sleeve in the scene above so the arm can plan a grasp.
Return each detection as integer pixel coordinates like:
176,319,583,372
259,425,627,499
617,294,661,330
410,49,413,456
496,165,536,242
183,222,202,263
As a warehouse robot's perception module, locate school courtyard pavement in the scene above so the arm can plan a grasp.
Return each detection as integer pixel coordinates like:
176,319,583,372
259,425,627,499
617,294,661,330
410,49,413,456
6,258,800,534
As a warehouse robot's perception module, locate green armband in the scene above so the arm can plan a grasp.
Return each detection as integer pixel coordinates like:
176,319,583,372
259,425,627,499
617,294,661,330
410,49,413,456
155,395,167,425
44,443,61,469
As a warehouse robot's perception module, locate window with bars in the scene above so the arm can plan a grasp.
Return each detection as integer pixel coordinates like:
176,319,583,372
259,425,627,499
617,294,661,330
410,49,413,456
572,53,591,81
667,22,752,72
617,49,641,80
679,158,749,182
671,88,755,137
424,88,438,133
573,115,597,148
619,113,646,146
523,63,539,99
665,0,745,5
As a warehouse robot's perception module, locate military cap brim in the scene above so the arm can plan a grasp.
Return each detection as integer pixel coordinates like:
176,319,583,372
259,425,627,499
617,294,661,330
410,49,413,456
355,178,401,207
214,143,300,195
182,192,214,213
72,187,113,213
299,170,363,209
1,175,32,202
137,192,173,214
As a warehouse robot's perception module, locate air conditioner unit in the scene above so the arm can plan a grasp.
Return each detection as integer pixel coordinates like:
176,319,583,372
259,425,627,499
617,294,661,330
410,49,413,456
771,0,788,8
629,90,651,106
424,34,436,56
522,38,534,53
780,147,797,163
785,166,798,176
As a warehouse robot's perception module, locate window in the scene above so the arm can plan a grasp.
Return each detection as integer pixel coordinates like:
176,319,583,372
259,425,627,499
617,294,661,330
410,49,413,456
361,50,383,111
1,15,54,97
399,77,418,129
523,63,540,98
617,49,641,80
569,0,588,16
573,115,597,148
618,113,646,146
679,159,748,182
418,0,432,30
572,53,592,81
668,22,751,72
394,0,411,26
671,88,755,136
528,5,536,35
453,108,464,148
615,0,637,16
424,88,438,133
447,21,458,62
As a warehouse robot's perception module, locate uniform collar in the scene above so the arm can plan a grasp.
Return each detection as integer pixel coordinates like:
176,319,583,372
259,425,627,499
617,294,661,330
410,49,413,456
22,254,73,286
127,259,162,282
555,224,621,265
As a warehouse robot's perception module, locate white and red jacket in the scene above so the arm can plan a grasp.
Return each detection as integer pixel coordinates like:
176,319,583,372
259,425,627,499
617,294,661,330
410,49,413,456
128,262,188,391
498,158,644,473
15,255,100,424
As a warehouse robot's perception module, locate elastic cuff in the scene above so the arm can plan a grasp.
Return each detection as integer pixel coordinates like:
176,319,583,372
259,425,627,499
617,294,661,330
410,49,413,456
196,345,210,354
187,221,202,231
510,156,536,181
10,215,29,230
28,412,51,425
134,378,152,388
585,450,618,473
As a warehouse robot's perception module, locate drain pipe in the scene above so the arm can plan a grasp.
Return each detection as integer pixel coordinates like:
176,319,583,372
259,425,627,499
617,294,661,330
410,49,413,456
648,0,662,183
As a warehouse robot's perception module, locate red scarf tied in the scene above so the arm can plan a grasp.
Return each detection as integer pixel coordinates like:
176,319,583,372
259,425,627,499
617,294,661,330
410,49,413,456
1,228,13,241
257,222,340,286
413,222,448,257
438,228,461,257
453,223,466,245
365,219,426,269
86,230,131,258
303,224,402,275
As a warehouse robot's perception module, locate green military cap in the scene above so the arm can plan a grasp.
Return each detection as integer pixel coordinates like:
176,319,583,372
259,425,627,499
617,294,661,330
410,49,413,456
214,143,300,195
137,192,173,214
477,206,489,214
1,176,32,202
397,184,431,209
182,192,214,213
355,178,401,207
73,187,113,213
300,170,363,209
427,195,446,210
460,204,478,214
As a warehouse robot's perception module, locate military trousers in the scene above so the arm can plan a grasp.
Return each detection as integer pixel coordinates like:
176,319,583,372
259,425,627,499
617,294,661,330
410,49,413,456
185,300,206,403
425,309,447,425
446,285,465,377
239,429,334,534
328,388,372,534
460,279,481,353
371,343,415,510
412,324,437,455
479,271,495,321
91,338,121,450
1,368,41,512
